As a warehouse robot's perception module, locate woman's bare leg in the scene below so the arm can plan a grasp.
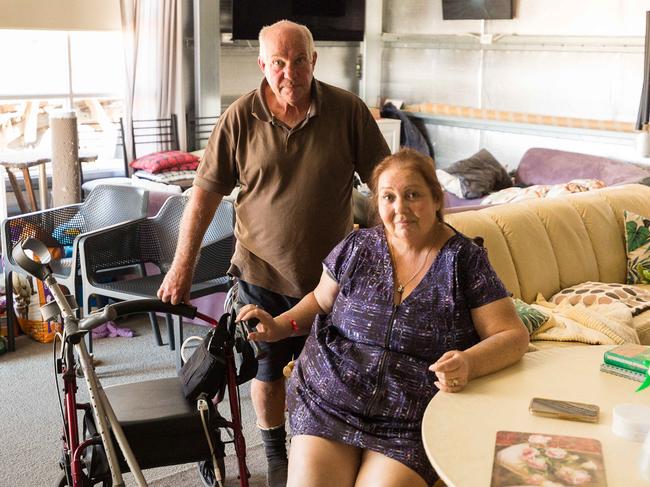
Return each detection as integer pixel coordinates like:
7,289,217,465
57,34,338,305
287,435,363,487
354,449,429,487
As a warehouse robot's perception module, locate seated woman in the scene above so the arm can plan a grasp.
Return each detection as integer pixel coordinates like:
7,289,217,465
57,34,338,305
238,148,529,487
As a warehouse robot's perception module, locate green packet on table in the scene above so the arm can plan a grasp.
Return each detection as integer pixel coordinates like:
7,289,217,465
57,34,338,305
602,344,650,392
603,344,650,373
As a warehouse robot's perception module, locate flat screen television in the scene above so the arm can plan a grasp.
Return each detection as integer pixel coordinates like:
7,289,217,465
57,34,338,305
233,0,365,42
442,0,513,20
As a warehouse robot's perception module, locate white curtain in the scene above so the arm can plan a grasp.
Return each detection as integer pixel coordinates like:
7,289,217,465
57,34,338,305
120,0,187,164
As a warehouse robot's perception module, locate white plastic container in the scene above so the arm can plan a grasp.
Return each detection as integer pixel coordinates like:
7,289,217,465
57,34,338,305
612,404,650,442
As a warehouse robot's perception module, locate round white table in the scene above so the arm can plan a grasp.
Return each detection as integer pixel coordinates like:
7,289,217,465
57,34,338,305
422,346,650,486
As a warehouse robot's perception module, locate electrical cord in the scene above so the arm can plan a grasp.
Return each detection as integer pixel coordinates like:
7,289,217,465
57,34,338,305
198,397,225,487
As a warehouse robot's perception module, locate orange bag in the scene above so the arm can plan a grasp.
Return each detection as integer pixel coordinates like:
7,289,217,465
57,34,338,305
13,273,63,344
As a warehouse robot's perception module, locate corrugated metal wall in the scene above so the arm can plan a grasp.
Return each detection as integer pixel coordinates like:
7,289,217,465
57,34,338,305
381,0,650,167
216,0,650,167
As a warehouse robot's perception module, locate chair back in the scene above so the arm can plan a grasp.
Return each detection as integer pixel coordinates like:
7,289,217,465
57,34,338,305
148,194,234,276
80,193,234,283
128,115,180,159
1,185,149,285
79,184,149,231
195,198,235,281
187,115,219,150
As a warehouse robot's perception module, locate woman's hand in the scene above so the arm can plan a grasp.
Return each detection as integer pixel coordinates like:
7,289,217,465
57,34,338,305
237,304,292,343
429,350,471,393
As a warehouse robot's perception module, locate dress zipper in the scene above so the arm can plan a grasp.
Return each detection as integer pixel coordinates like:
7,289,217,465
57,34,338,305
363,304,398,417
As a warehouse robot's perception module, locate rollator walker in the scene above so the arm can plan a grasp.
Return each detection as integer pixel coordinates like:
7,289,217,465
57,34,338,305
13,237,251,487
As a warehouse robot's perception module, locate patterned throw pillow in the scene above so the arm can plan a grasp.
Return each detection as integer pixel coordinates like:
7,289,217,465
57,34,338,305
625,210,650,284
513,298,550,334
551,281,650,316
130,150,200,174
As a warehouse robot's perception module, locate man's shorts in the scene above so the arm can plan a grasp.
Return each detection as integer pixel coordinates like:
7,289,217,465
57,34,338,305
237,280,307,382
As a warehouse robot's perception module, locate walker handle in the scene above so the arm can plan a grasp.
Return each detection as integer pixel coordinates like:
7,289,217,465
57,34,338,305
79,299,197,331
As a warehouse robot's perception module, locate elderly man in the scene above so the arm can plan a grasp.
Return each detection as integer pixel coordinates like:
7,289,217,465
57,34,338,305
158,20,389,486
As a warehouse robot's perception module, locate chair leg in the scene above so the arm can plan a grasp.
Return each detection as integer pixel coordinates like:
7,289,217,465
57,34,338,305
166,313,174,350
148,312,163,346
4,271,15,351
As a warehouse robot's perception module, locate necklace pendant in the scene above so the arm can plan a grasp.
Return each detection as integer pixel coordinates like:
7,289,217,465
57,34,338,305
396,285,405,294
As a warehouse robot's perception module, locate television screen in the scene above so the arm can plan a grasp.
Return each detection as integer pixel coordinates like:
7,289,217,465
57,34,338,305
442,0,513,20
233,0,365,42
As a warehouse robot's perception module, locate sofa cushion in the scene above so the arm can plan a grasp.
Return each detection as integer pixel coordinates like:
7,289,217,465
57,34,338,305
446,210,522,298
445,149,512,199
515,148,650,187
624,210,650,284
550,281,650,316
447,184,650,305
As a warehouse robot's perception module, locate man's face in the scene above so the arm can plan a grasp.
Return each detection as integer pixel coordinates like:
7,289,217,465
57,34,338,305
258,27,317,107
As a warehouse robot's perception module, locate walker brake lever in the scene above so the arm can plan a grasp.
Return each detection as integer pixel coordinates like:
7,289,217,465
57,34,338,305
236,318,266,360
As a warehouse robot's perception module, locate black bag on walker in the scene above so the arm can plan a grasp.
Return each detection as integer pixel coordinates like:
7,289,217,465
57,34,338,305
179,314,230,402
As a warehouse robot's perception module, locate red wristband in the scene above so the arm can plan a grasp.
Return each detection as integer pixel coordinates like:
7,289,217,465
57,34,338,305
289,319,299,333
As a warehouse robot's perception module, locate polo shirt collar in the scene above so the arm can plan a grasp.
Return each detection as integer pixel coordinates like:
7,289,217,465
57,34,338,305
251,78,320,122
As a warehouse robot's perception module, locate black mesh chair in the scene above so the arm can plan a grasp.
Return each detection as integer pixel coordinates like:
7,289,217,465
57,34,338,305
0,184,149,351
78,195,235,368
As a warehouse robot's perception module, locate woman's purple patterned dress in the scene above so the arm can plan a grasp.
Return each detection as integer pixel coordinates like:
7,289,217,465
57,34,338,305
286,225,509,483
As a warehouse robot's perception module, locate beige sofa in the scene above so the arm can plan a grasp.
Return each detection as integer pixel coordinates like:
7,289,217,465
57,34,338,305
445,183,650,344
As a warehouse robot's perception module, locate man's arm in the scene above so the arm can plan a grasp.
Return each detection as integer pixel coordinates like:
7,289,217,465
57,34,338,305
157,186,224,304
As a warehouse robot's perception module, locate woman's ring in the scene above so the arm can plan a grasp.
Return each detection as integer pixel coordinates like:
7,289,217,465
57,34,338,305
449,378,459,388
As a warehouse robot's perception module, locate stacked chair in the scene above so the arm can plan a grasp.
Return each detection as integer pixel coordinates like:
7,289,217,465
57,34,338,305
78,194,235,369
1,184,149,351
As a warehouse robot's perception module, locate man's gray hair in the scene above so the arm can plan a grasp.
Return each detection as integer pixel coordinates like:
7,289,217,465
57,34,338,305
258,20,316,61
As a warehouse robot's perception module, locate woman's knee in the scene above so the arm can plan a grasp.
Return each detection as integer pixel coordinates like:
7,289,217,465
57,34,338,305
354,450,428,487
287,435,362,487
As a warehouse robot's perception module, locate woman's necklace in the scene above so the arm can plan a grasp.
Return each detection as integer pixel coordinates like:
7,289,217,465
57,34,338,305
389,242,435,296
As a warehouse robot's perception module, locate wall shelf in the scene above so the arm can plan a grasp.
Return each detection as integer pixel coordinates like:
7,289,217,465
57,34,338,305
381,33,644,53
406,111,635,143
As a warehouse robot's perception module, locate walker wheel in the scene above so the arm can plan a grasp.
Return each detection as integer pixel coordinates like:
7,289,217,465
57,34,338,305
55,470,112,486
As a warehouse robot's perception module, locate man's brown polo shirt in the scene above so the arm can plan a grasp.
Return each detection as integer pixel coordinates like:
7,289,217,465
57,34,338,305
194,79,390,298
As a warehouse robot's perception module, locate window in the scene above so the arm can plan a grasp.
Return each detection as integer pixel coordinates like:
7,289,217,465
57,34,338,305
0,29,125,164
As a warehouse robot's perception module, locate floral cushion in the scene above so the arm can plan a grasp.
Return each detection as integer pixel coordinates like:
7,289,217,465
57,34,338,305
130,150,200,174
133,169,196,184
513,298,550,334
624,210,650,284
550,281,650,316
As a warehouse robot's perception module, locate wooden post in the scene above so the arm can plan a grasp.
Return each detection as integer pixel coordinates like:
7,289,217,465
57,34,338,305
50,110,81,206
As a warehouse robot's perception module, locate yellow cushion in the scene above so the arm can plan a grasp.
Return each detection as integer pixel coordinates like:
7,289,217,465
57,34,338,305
566,192,626,283
446,210,521,298
484,202,559,303
526,198,599,291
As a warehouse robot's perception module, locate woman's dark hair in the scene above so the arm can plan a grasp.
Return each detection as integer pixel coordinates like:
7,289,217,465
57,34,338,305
369,148,445,224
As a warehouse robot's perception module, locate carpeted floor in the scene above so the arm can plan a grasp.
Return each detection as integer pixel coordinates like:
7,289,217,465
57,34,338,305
0,315,268,486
